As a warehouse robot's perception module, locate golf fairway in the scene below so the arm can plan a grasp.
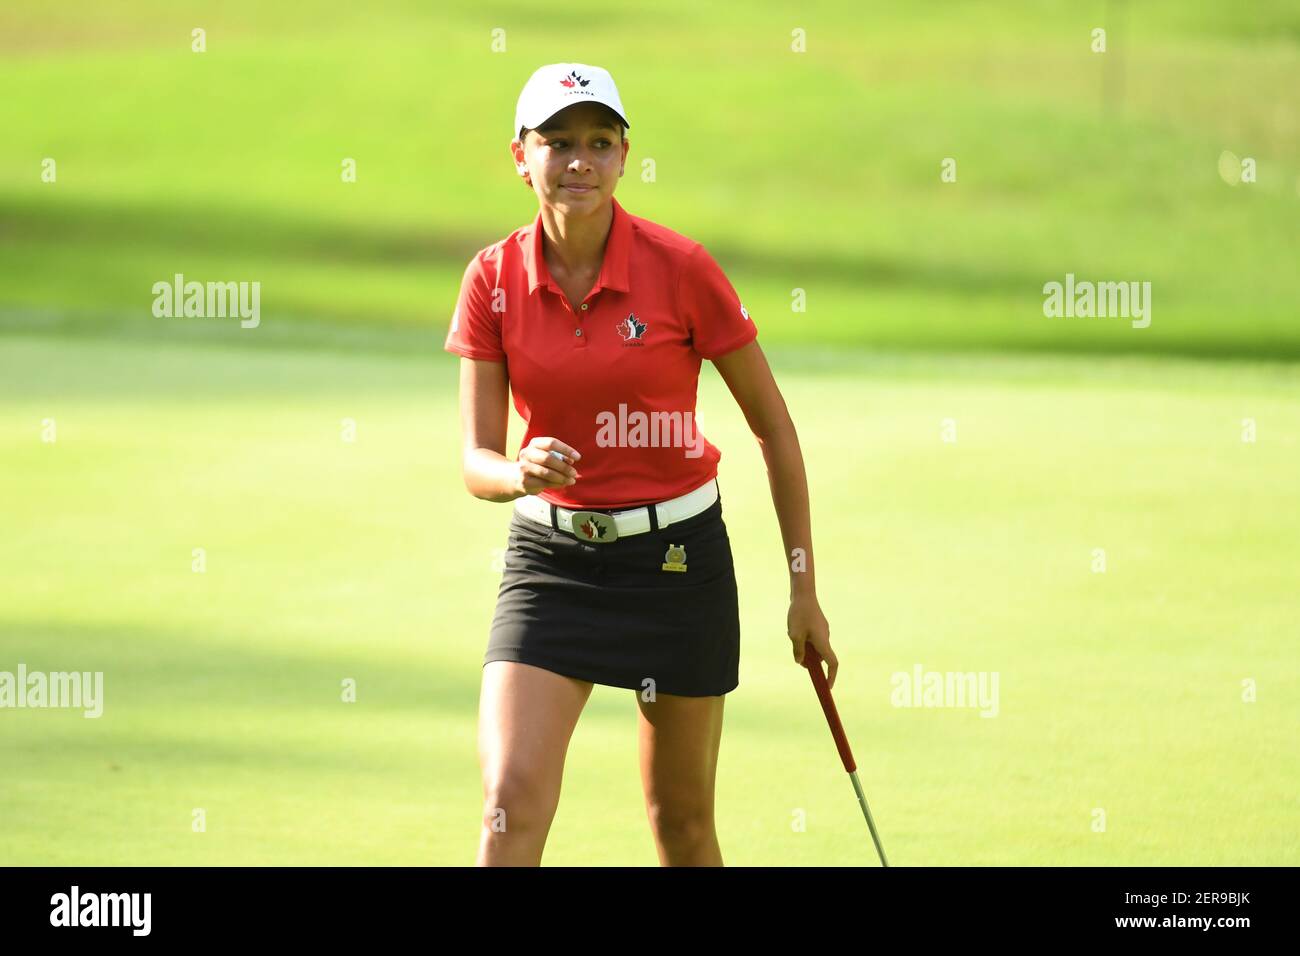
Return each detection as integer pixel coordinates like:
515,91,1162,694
2,335,1295,865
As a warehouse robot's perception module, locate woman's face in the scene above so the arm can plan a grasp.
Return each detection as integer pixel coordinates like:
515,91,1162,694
512,102,629,213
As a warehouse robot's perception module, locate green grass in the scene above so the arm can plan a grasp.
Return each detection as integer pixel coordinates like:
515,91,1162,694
2,0,1298,355
2,334,1296,865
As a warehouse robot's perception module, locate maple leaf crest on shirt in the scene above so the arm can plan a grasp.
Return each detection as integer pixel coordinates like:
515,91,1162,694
615,313,647,341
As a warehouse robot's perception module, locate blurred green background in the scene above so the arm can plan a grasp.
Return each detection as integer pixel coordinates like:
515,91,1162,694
2,1,1297,865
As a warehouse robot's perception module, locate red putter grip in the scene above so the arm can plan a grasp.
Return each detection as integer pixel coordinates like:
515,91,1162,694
802,644,857,773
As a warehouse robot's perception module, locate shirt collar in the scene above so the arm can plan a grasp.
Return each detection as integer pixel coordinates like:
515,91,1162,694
523,195,632,296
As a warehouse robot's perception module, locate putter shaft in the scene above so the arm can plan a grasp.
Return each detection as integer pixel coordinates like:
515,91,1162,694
849,770,889,867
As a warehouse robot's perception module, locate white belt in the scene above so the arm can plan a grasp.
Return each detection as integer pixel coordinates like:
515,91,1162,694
513,477,718,543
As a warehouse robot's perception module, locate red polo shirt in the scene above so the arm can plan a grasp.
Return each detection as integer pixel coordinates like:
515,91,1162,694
444,195,758,509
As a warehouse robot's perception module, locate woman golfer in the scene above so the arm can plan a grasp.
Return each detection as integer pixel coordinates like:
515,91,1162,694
444,63,835,866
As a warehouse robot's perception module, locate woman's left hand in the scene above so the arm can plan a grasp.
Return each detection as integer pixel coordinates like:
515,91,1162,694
788,593,836,689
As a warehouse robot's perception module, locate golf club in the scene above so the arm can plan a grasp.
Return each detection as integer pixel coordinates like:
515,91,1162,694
802,644,890,867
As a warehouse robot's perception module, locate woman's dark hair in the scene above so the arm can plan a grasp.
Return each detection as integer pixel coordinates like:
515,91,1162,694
519,114,626,144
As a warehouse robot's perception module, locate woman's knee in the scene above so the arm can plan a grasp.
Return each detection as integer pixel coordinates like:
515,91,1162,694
645,798,715,845
481,767,561,834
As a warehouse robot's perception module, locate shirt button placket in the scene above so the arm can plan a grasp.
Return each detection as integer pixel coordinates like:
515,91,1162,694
574,301,590,349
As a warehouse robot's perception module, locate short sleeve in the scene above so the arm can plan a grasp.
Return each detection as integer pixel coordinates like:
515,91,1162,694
677,243,758,360
443,253,505,361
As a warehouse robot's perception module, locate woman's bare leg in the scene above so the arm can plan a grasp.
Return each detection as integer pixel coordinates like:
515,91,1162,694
636,690,726,866
476,660,593,865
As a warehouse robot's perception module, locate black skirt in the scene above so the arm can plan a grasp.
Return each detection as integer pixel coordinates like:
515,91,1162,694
485,486,740,697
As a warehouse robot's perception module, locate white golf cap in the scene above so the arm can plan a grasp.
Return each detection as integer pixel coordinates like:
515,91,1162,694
514,63,630,140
